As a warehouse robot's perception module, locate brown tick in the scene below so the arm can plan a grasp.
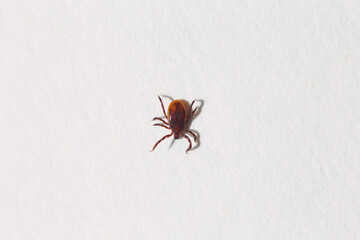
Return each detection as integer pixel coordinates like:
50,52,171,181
151,95,198,153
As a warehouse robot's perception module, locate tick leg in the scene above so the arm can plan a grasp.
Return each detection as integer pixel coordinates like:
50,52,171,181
185,130,197,142
182,133,192,153
187,100,198,122
150,132,174,152
152,117,169,125
191,107,198,117
189,100,195,110
153,123,171,130
158,95,168,118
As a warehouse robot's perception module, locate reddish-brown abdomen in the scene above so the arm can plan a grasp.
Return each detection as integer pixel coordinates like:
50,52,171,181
167,100,187,139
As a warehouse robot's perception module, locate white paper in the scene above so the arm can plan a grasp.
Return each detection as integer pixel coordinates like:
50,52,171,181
1,0,359,239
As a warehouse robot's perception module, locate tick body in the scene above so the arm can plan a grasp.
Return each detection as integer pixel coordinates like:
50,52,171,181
151,96,198,153
168,100,186,139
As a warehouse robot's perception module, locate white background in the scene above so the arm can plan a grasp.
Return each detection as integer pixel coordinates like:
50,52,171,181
1,0,360,239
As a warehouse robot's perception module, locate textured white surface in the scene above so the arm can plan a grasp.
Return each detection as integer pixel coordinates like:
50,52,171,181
1,0,360,239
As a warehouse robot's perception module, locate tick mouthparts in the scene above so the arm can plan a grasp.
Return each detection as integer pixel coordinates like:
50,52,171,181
174,133,180,139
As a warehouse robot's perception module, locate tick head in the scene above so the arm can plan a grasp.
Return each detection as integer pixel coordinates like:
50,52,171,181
174,132,180,139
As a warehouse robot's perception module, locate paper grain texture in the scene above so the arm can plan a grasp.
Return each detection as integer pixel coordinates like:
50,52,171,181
1,0,359,239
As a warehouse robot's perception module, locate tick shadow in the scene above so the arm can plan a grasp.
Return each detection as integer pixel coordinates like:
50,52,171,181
168,99,204,152
160,94,174,102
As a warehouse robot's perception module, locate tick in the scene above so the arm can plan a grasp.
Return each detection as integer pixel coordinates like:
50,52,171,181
151,95,198,153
